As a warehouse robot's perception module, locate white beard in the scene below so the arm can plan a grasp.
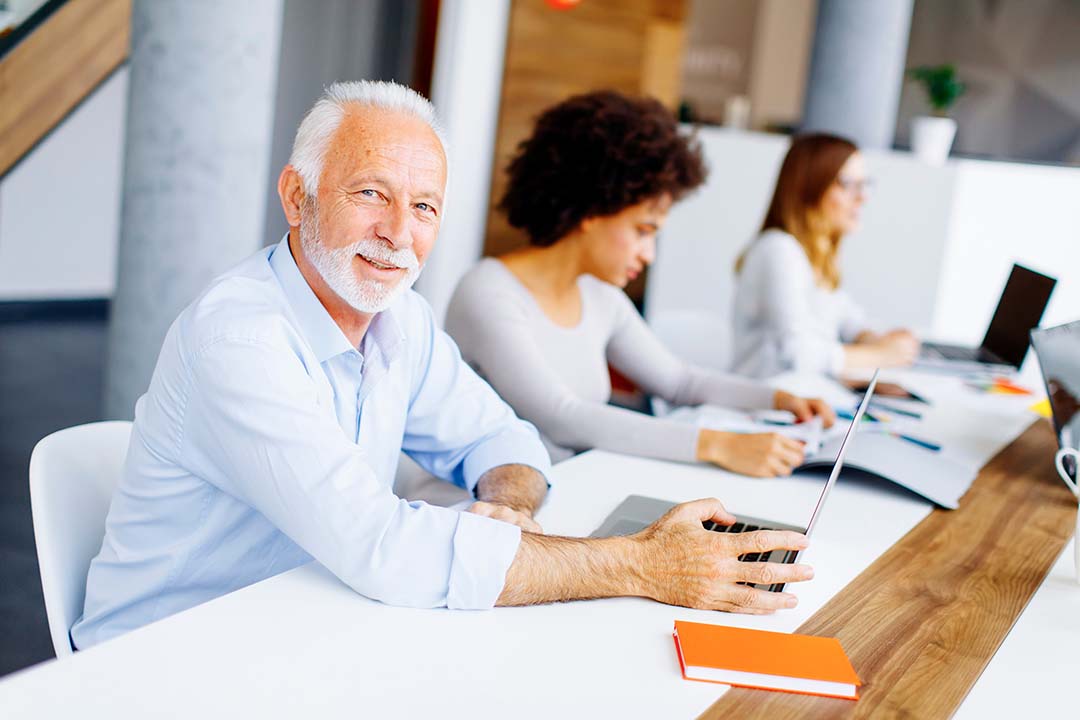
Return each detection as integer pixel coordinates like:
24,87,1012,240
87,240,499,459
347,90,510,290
299,200,421,314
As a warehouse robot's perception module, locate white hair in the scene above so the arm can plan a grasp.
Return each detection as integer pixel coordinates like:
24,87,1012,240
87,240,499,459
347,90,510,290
288,80,448,195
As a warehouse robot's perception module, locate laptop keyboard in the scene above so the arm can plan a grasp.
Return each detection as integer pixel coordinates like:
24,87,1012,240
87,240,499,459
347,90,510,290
925,343,976,361
703,520,797,593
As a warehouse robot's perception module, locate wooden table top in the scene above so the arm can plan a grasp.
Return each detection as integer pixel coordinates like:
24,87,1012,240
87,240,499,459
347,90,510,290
701,419,1077,720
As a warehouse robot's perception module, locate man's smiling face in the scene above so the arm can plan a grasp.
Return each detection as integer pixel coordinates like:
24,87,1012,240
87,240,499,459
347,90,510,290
298,105,447,314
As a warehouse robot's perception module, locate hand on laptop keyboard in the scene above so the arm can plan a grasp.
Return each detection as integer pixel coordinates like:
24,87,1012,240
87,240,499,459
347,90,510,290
633,498,813,613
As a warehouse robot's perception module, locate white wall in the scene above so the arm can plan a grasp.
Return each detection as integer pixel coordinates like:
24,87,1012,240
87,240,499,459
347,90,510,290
646,129,786,327
648,127,955,334
647,127,1078,367
935,159,1080,343
840,150,956,333
0,68,129,299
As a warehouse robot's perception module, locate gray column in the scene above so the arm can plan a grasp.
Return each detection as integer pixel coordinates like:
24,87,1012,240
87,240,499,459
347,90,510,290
802,0,914,149
105,0,284,419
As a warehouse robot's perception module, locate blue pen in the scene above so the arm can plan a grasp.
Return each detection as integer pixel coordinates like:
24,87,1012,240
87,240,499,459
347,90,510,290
836,408,880,423
868,400,923,420
891,432,941,452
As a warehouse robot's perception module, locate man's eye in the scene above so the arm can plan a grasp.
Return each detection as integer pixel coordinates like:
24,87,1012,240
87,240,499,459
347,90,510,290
417,203,434,214
360,189,377,197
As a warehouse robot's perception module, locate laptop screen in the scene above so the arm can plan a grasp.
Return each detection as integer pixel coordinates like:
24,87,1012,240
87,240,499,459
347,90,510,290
981,264,1056,368
1031,321,1080,483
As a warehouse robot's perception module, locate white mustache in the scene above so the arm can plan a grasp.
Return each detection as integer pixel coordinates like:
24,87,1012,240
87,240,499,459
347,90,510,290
347,239,419,271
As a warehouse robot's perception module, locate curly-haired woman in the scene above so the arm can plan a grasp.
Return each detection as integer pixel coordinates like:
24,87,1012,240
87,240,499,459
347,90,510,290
731,133,919,379
445,91,833,476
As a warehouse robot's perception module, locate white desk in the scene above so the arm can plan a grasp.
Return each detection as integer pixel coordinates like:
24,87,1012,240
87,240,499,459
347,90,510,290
0,372,1073,718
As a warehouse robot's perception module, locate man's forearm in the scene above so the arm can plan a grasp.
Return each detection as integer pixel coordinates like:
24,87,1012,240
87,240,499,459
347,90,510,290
475,463,548,516
496,498,814,613
497,533,645,606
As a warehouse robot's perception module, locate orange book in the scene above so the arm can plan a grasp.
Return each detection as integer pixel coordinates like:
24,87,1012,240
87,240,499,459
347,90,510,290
673,620,861,700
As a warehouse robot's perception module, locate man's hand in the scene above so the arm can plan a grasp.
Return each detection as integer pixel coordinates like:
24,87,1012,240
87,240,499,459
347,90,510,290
697,429,805,477
634,498,812,613
496,497,813,612
466,500,543,533
473,463,548,530
774,390,836,428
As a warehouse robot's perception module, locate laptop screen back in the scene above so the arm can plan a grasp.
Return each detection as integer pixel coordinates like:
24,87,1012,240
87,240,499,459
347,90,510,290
804,369,879,538
1031,321,1080,483
981,264,1056,367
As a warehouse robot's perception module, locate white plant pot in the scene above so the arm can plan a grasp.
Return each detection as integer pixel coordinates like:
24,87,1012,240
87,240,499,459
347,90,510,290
910,115,957,165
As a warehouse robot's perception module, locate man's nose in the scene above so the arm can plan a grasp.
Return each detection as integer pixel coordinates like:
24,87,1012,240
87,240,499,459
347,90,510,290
374,203,412,249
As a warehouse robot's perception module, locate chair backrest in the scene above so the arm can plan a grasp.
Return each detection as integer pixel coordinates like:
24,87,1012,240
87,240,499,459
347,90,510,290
647,307,733,373
29,421,132,658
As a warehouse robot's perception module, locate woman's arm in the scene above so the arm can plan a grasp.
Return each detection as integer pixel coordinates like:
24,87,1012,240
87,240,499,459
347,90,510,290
836,285,919,370
605,292,774,410
446,281,702,463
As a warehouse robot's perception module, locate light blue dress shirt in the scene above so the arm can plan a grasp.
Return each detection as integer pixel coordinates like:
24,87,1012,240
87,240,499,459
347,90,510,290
72,237,551,649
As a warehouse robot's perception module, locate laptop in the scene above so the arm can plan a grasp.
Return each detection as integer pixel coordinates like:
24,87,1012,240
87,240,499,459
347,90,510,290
1031,320,1080,484
919,264,1056,373
591,370,881,593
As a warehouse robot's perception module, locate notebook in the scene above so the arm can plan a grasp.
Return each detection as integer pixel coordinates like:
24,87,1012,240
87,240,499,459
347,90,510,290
673,620,861,700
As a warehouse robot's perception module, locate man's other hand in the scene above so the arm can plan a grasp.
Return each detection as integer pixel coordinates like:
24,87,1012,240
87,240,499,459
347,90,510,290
467,501,543,533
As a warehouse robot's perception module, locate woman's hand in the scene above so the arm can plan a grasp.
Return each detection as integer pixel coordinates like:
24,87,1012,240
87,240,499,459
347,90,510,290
845,328,920,370
773,390,836,428
876,329,920,366
696,429,806,477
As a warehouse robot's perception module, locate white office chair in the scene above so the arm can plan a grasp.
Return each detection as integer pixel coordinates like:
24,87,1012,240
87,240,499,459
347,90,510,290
28,421,132,658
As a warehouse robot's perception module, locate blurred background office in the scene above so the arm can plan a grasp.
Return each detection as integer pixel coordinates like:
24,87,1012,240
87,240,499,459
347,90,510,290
1,0,1077,677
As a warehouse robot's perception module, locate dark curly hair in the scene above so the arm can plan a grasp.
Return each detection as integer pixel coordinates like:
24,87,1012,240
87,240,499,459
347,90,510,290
498,91,707,247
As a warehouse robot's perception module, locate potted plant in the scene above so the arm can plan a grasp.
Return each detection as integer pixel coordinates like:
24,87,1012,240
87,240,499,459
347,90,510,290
907,65,966,165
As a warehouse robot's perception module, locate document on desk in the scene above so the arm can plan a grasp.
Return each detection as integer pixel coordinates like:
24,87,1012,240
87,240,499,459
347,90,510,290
799,432,976,509
681,404,975,508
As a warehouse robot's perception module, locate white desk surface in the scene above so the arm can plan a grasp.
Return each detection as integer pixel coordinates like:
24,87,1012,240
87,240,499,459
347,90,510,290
1,371,1074,718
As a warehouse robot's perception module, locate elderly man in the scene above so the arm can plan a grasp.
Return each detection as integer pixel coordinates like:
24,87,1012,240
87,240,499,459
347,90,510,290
73,81,812,649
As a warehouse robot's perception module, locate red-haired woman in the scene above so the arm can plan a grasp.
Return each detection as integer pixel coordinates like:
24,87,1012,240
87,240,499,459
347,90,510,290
732,134,919,379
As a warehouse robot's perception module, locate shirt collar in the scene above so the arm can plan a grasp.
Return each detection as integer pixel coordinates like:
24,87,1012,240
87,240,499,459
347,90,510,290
270,235,356,362
269,234,408,365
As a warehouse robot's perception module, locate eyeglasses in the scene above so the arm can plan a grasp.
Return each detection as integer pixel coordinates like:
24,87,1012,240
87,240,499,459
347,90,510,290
835,177,875,195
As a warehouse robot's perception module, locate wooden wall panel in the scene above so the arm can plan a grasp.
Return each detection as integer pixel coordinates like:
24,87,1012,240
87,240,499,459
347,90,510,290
483,0,689,262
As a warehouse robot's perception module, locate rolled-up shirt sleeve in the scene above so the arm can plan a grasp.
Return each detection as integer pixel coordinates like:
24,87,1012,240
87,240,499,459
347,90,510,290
179,335,522,610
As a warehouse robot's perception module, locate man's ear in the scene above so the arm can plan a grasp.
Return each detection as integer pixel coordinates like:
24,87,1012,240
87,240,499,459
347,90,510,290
278,165,305,227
